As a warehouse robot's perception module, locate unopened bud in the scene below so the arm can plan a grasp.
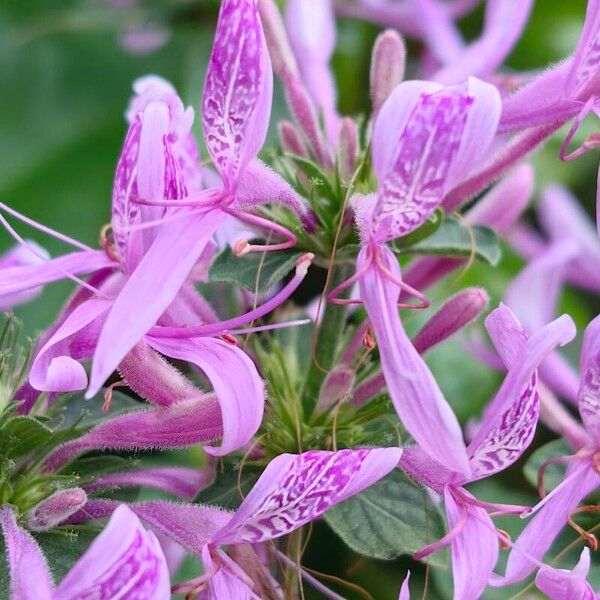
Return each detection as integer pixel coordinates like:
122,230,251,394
27,488,87,531
412,288,489,355
338,118,359,181
278,120,308,157
258,0,299,80
316,365,356,413
370,30,406,116
363,329,376,350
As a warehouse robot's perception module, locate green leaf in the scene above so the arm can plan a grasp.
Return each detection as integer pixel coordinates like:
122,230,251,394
324,469,447,566
286,154,337,204
1,416,53,459
64,455,139,483
523,438,572,492
196,460,262,510
398,217,502,266
209,248,303,293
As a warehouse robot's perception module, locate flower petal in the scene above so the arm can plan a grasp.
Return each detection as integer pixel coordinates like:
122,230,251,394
399,571,411,600
538,184,600,293
433,0,534,84
147,335,264,456
535,548,593,600
0,249,113,302
29,298,112,392
213,447,402,545
467,307,576,480
43,396,222,472
567,0,600,100
370,78,500,242
87,209,225,398
359,246,471,475
445,488,498,600
579,314,600,443
202,0,273,184
0,507,54,600
501,460,600,585
56,504,170,599
86,466,215,501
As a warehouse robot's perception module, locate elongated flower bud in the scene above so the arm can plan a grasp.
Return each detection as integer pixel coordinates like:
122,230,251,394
278,120,308,157
338,117,359,181
27,488,88,531
258,0,299,80
412,288,489,355
370,30,406,116
316,365,356,413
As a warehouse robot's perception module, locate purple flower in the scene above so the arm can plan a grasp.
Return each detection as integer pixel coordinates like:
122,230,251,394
400,304,575,600
68,448,402,597
328,77,500,472
0,504,171,599
535,548,599,600
493,314,600,586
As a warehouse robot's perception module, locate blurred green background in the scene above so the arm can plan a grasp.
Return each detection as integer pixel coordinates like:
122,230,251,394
1,0,599,597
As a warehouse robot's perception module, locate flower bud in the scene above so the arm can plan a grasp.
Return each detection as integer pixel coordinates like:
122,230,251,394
338,118,359,181
27,487,87,531
412,288,489,355
370,30,406,116
316,365,356,413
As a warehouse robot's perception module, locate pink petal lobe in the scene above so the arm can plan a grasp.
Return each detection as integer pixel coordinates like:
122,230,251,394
214,447,401,545
445,488,498,600
0,507,54,600
56,504,170,599
358,246,471,475
203,0,273,184
370,78,499,242
88,209,225,398
568,0,600,100
29,298,112,392
467,307,576,480
535,548,594,600
579,314,600,443
147,335,265,456
501,460,600,585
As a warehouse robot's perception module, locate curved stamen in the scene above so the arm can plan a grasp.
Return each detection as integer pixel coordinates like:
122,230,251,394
568,505,600,550
225,208,297,255
537,450,592,499
326,253,373,306
0,211,107,297
374,251,430,309
149,253,314,339
413,500,469,560
226,318,311,336
0,200,93,252
559,97,600,162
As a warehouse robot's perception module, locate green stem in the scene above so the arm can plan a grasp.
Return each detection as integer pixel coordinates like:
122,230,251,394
301,264,353,419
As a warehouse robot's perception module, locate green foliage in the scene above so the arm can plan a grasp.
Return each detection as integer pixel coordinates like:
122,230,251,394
325,469,447,567
523,438,572,493
396,217,502,266
209,247,303,293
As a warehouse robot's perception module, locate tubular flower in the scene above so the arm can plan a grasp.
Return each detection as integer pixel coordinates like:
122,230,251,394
493,314,600,586
399,304,576,600
67,448,402,598
0,504,171,599
328,77,500,473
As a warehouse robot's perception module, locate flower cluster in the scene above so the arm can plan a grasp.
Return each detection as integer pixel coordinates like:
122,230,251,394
1,0,600,598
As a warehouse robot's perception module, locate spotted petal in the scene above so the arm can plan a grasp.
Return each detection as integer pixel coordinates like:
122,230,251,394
467,306,575,480
202,0,273,185
213,447,402,545
55,504,170,599
370,77,500,243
